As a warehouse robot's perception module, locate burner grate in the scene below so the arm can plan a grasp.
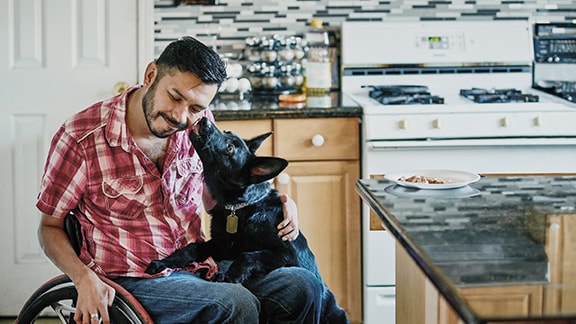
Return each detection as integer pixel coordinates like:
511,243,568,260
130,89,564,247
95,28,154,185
460,88,539,103
363,85,445,105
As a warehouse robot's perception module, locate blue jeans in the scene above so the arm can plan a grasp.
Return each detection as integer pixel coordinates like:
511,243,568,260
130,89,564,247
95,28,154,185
114,267,323,324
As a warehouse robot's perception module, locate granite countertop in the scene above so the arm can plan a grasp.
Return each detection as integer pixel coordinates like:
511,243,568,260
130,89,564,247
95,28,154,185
210,91,362,120
356,175,576,323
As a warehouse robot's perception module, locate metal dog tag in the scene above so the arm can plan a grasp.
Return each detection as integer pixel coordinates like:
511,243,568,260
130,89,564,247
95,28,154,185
226,214,238,234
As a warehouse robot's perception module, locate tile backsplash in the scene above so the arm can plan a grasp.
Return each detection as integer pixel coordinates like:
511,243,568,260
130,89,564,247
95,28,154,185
154,0,575,57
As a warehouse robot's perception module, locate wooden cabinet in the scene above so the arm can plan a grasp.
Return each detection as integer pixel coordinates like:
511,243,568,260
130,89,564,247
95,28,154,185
216,117,362,323
397,245,544,324
217,119,274,156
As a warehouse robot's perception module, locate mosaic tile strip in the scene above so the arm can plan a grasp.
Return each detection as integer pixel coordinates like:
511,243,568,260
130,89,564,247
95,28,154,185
153,0,576,56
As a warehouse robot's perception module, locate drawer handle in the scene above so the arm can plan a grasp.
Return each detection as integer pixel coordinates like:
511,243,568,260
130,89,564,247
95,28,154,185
277,172,290,185
311,134,325,147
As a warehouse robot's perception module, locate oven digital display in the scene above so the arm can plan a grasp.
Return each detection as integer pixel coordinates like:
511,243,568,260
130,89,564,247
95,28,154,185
426,36,448,49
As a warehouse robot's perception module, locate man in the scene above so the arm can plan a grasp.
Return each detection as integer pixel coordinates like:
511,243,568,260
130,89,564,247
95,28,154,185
37,36,323,323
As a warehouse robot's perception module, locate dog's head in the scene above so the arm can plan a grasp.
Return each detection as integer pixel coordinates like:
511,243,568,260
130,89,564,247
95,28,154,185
190,117,288,192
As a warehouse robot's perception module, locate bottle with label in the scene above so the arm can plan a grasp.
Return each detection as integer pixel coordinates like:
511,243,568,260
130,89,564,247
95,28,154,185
303,19,331,95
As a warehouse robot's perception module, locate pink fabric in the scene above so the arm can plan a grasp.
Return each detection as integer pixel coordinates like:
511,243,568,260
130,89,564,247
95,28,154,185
36,85,216,278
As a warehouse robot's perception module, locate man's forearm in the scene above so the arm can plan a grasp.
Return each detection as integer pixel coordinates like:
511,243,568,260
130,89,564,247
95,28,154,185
38,216,94,284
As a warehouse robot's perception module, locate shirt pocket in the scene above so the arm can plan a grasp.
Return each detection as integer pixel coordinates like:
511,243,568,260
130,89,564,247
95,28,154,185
102,175,147,219
172,156,203,207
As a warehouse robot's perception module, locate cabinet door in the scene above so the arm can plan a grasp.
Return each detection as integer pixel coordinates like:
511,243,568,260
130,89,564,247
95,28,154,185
399,245,544,324
275,160,362,323
215,119,274,156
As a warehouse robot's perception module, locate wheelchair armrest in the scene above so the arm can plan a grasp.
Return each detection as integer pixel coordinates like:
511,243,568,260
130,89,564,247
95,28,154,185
64,212,82,256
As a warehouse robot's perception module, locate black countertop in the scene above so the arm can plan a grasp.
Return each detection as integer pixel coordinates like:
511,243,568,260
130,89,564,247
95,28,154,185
210,91,362,120
356,175,576,323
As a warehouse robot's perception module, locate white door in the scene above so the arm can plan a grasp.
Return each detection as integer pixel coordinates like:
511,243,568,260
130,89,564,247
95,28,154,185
0,0,153,316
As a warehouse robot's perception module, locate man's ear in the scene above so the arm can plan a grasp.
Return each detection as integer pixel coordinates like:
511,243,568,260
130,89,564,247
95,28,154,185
143,62,158,86
247,157,289,184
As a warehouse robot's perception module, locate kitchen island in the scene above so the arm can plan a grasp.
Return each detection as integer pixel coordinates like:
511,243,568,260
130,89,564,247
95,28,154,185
356,175,576,324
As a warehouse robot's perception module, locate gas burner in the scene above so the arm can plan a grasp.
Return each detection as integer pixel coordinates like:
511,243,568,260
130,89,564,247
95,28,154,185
363,85,445,105
460,88,540,103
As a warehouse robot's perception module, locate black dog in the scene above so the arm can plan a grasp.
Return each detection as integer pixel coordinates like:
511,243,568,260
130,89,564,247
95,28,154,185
146,117,348,323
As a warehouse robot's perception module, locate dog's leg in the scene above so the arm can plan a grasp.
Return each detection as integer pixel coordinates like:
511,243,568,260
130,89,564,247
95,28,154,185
224,248,298,283
145,243,201,274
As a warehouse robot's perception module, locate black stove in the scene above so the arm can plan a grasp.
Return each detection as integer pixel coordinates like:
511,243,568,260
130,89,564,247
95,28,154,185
460,88,540,103
533,82,576,104
363,85,445,105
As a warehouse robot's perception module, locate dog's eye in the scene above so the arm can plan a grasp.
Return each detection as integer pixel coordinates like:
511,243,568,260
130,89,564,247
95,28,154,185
226,143,235,155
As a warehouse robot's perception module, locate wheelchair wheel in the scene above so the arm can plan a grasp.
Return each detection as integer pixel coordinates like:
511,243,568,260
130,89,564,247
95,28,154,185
16,275,152,324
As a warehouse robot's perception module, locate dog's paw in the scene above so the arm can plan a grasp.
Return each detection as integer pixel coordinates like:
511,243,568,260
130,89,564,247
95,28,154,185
145,260,167,274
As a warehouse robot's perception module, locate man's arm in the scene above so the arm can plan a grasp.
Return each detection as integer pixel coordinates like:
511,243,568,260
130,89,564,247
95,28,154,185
38,214,115,324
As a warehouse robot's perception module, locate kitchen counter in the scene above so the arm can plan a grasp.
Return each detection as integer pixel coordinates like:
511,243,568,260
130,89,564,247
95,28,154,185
210,91,362,120
356,175,576,323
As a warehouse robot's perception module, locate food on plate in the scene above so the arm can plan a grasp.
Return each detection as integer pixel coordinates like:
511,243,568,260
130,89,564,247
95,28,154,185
398,175,448,184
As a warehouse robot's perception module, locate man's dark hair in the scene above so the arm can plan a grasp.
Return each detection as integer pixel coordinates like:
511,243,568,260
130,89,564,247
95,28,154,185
155,36,227,87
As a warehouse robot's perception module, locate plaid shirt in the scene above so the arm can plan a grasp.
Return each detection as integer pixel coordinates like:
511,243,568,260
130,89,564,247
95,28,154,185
36,85,215,278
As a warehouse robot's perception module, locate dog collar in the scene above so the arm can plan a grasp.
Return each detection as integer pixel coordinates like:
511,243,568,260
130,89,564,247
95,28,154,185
224,191,269,234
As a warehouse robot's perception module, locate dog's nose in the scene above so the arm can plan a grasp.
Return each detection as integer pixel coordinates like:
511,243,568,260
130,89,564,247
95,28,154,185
197,117,210,128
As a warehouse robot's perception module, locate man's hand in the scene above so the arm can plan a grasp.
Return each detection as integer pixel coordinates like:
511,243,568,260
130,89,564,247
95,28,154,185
277,194,299,241
73,271,115,324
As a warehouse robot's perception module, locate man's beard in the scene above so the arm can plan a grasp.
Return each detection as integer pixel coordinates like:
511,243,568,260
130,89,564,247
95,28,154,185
141,82,184,138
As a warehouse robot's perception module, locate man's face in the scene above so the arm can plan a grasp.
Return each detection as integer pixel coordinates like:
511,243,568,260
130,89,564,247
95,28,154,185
142,67,218,138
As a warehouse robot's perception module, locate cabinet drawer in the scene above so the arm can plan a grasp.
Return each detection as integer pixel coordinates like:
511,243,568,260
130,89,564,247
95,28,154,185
274,118,359,161
215,119,273,156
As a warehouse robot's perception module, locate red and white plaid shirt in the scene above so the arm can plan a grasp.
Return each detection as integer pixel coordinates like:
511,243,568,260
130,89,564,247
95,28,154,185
36,85,216,278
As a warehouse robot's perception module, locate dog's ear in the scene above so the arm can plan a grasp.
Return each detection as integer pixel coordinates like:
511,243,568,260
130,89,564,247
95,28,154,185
246,132,273,153
247,157,288,184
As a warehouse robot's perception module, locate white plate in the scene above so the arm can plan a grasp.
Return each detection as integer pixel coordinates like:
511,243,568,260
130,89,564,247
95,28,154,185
384,169,481,190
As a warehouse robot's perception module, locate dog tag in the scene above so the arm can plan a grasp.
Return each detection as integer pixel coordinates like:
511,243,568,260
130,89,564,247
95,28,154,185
226,214,238,234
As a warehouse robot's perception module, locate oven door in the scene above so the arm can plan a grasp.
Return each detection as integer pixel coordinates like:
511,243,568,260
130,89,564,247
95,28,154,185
366,138,576,174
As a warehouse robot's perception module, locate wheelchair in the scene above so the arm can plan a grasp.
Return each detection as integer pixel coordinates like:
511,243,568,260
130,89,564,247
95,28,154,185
16,213,154,324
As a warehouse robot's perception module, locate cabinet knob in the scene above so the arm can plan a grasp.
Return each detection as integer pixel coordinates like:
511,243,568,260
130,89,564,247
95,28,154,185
499,117,510,128
277,172,290,185
311,134,325,147
432,118,442,129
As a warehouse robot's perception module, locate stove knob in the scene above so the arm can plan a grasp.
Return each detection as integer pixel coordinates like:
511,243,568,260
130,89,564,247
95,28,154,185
533,116,542,127
397,119,409,130
432,118,442,129
499,117,510,128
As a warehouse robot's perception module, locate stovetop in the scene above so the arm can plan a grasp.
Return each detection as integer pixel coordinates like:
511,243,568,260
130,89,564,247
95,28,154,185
363,84,546,105
348,85,575,115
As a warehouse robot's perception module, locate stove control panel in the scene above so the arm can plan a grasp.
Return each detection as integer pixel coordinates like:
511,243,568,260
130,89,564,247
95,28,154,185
415,33,465,52
534,23,576,63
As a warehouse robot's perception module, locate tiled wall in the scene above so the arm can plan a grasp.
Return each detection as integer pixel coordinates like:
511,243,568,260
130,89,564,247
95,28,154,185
154,0,576,56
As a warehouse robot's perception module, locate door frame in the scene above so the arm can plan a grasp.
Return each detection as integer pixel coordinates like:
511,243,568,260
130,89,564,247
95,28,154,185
138,0,155,83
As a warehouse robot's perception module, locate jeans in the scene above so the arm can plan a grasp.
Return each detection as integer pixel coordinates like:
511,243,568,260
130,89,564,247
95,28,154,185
114,267,323,324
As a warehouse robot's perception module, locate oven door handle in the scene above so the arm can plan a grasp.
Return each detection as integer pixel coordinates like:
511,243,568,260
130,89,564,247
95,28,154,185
368,137,576,149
